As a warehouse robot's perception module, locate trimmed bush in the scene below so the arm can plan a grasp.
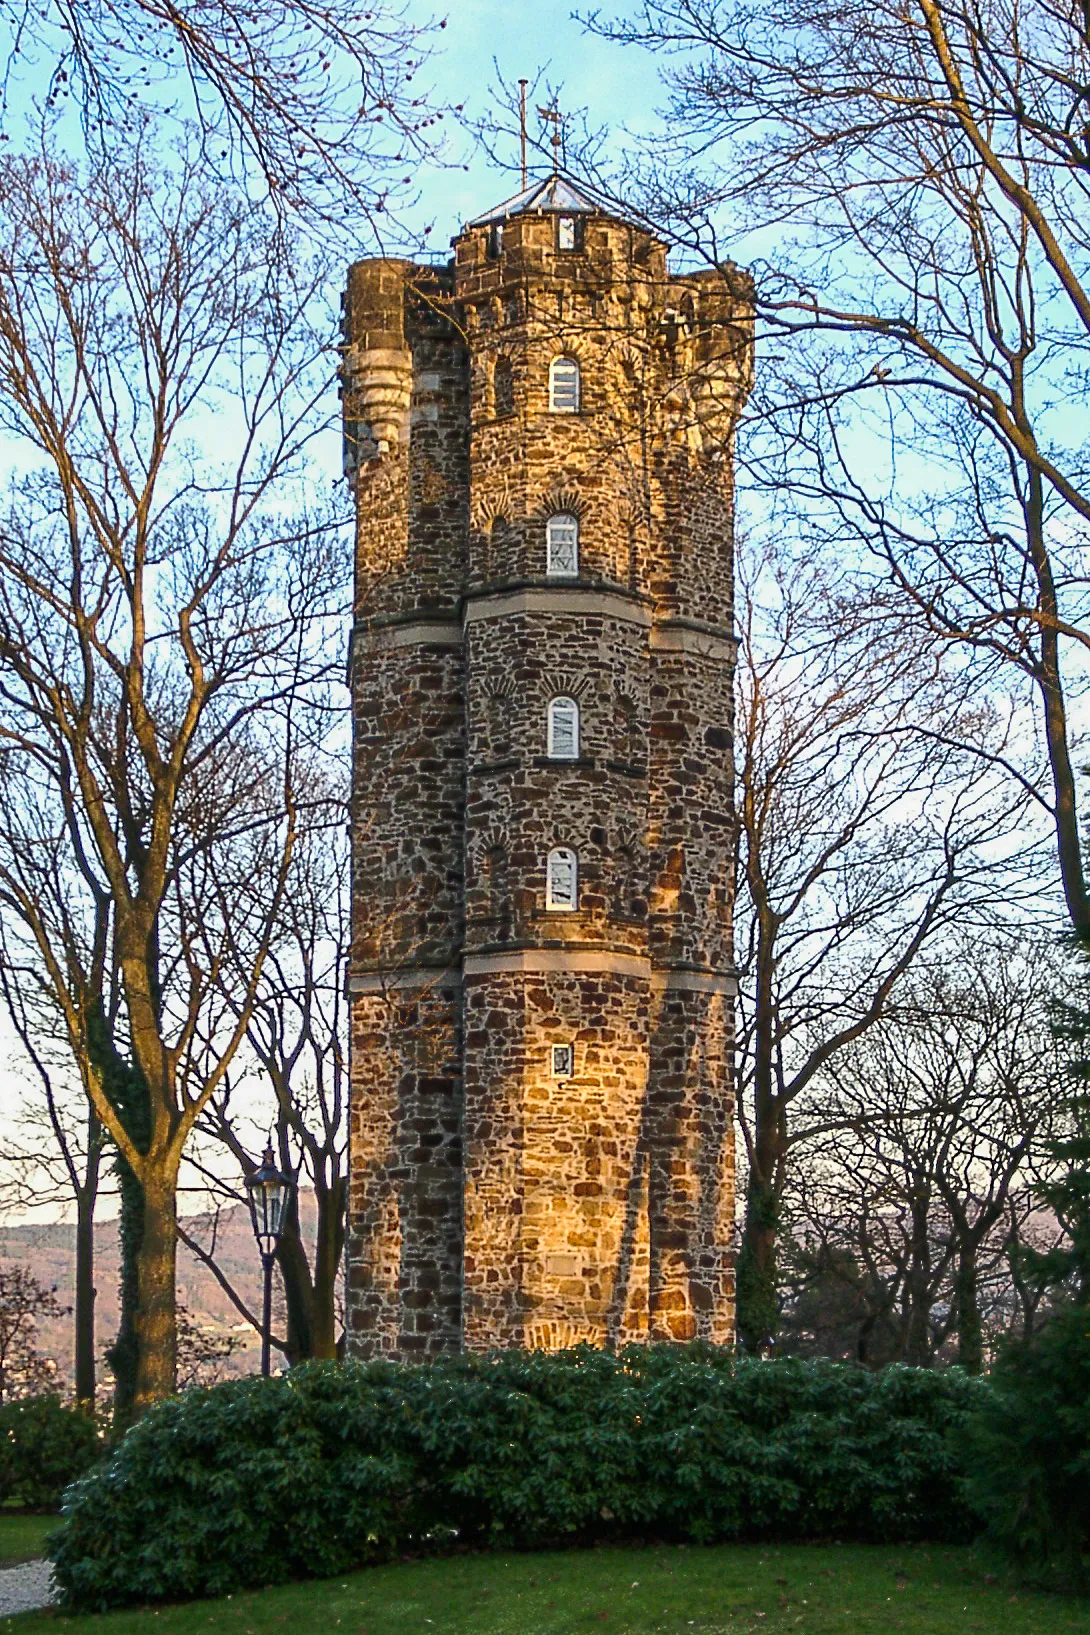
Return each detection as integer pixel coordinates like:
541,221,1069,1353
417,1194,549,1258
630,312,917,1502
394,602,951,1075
963,1306,1090,1590
0,1395,100,1510
50,1346,982,1612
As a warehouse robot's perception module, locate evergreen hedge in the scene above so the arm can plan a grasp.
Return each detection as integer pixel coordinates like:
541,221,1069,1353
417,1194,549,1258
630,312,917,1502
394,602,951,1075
963,1306,1090,1590
49,1346,981,1612
0,1395,100,1510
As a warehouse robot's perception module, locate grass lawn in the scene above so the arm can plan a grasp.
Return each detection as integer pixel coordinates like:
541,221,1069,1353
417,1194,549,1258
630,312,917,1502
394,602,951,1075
0,1515,55,1568
5,1542,1090,1634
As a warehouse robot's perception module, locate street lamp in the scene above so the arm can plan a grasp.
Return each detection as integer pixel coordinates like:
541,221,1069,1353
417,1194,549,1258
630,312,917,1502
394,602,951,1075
245,1144,294,1378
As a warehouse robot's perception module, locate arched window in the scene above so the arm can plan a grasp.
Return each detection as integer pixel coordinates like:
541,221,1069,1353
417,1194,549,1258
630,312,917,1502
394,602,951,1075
545,847,578,911
493,356,514,417
549,356,580,413
547,696,580,760
546,513,579,578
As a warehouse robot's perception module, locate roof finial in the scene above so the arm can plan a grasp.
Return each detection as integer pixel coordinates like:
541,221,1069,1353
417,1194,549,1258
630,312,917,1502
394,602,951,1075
537,96,563,179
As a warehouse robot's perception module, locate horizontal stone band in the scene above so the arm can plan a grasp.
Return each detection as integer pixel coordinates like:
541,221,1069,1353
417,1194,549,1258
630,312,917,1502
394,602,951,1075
463,586,653,628
353,606,736,656
349,967,462,993
353,619,461,652
349,959,736,996
650,969,736,995
651,624,735,661
463,948,651,978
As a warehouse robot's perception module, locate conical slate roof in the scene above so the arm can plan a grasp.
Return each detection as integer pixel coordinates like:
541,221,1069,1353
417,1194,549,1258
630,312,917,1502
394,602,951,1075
468,174,623,228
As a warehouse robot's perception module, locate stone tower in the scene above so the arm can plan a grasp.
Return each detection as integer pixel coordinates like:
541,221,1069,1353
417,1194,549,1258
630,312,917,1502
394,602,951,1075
342,176,753,1359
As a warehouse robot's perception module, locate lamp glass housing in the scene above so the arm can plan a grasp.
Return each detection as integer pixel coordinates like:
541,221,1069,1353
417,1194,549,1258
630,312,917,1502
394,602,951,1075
246,1146,293,1258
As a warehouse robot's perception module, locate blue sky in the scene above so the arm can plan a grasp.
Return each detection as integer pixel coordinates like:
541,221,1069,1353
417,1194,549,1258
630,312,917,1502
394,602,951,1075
388,0,667,248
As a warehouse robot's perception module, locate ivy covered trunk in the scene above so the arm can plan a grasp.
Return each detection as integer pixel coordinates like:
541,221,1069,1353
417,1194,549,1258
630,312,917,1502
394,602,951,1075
955,1246,984,1374
736,1172,781,1354
133,1172,178,1412
107,1159,146,1427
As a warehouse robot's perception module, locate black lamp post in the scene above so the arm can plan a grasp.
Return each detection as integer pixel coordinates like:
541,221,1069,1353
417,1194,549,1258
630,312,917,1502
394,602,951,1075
245,1144,294,1378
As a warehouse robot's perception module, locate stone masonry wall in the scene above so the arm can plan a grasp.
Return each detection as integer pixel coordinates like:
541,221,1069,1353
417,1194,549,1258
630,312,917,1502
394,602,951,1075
462,969,652,1350
345,199,752,1360
347,979,463,1356
345,261,468,1355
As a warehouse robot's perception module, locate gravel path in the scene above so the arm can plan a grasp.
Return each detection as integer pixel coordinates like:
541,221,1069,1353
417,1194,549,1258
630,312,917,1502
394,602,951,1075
0,1560,55,1615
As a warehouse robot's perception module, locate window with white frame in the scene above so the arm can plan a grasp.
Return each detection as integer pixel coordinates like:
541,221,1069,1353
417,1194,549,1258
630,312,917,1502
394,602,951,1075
545,847,578,911
547,696,580,760
546,513,579,578
550,1043,575,1078
557,215,577,251
549,355,580,413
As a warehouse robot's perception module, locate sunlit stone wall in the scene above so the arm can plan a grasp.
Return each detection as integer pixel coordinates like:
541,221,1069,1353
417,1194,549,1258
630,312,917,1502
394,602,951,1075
343,198,752,1357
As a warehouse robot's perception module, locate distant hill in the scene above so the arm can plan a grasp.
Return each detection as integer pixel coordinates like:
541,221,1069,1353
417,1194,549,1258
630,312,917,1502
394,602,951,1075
0,1194,324,1388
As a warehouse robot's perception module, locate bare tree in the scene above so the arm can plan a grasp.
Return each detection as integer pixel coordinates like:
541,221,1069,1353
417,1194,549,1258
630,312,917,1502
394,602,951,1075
0,131,348,1414
0,992,104,1406
732,535,1042,1350
0,1268,66,1402
586,0,1090,939
175,1305,246,1390
782,940,1065,1368
184,792,350,1365
0,0,443,231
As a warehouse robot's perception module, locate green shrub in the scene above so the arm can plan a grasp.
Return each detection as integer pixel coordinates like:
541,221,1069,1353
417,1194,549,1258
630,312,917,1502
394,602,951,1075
963,1306,1090,1590
0,1395,100,1510
50,1346,982,1612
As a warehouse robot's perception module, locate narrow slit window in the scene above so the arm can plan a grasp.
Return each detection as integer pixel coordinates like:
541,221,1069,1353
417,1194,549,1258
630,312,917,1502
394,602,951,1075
547,696,580,760
549,356,580,413
546,847,578,911
484,844,509,922
546,513,579,578
550,1044,575,1078
557,215,576,251
493,356,514,417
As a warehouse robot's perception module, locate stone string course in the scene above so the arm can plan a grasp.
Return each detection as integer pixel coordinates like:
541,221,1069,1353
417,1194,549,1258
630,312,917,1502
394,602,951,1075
343,200,753,1357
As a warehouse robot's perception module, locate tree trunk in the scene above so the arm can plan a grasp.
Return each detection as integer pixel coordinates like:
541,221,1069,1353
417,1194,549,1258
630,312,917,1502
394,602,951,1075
71,1100,103,1410
73,1188,97,1408
277,1175,345,1364
310,1176,346,1361
277,1203,314,1366
1023,463,1090,939
736,1170,782,1354
737,901,786,1354
107,1158,144,1426
132,1171,178,1412
954,1244,984,1373
89,1006,156,1426
902,1195,933,1367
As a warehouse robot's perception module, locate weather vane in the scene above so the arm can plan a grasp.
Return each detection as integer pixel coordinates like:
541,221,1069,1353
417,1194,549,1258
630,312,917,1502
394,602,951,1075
536,96,564,177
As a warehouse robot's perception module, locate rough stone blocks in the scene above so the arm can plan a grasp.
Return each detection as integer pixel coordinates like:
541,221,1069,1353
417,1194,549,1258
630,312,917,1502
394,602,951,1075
344,193,752,1359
